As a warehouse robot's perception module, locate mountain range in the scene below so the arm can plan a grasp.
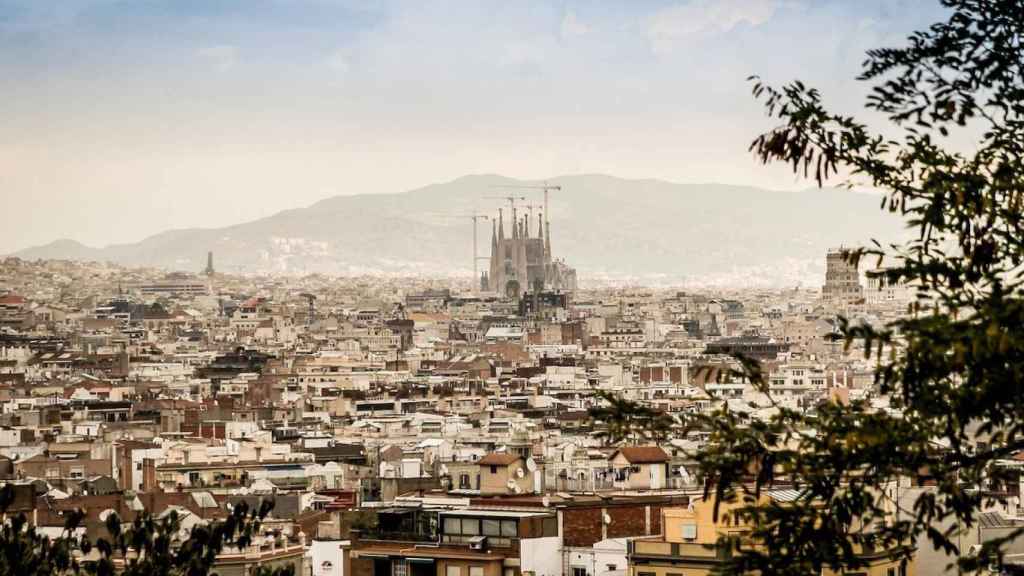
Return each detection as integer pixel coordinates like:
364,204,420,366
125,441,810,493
12,174,903,285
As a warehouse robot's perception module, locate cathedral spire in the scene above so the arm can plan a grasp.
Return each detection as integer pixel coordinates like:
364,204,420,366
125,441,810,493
512,207,518,239
538,212,544,240
545,219,552,261
491,218,497,248
498,208,504,241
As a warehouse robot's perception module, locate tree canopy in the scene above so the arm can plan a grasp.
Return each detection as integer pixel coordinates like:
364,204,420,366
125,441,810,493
689,1,1024,574
0,485,292,576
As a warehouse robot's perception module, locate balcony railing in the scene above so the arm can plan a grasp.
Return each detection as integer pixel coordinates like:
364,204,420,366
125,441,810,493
359,530,440,544
630,539,728,560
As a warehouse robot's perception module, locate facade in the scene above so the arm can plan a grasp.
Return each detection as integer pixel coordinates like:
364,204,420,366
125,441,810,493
478,452,534,496
628,494,914,576
349,507,559,576
484,209,576,298
608,447,670,491
822,248,863,303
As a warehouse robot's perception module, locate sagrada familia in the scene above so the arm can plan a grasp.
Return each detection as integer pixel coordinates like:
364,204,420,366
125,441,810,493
481,207,577,298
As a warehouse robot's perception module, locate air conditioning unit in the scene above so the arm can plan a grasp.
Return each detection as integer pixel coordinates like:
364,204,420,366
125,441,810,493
469,536,488,551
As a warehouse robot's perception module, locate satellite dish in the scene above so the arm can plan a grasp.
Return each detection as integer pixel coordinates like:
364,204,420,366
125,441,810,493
602,513,612,525
516,467,526,479
525,457,538,472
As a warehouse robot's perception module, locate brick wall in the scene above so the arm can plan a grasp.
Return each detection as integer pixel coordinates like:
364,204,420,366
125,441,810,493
562,507,604,547
606,505,647,540
562,502,678,547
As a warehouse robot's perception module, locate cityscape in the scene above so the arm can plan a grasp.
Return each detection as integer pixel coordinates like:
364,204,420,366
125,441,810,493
1,1,1022,576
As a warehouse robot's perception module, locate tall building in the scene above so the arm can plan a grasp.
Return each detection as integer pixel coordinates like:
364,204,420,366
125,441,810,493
822,248,862,303
483,208,576,298
204,251,215,276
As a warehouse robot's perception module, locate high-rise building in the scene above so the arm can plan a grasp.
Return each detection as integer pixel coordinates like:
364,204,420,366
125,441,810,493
822,248,862,303
204,251,215,276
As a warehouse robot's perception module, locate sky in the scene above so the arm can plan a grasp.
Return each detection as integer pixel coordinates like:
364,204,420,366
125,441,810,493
0,0,949,253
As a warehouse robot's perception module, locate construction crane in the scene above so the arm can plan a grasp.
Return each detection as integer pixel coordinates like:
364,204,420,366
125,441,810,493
519,204,544,236
490,182,561,225
483,195,527,207
491,182,561,260
466,213,490,293
421,212,490,293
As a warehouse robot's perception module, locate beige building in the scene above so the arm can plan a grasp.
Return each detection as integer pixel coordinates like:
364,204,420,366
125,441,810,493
609,447,670,490
477,452,533,496
629,492,914,576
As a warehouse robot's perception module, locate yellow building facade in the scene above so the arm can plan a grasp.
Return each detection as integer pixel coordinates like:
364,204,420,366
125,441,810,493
628,494,914,576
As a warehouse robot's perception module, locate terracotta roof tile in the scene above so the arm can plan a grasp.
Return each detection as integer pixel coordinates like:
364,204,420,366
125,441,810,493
478,452,521,466
614,446,669,464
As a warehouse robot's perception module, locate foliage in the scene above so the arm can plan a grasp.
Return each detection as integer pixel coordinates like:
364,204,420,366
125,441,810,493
0,485,293,576
588,389,675,445
687,1,1024,574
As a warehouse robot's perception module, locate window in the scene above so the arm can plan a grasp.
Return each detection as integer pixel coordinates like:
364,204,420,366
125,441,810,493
393,561,406,576
483,519,501,536
542,517,557,537
638,572,656,576
501,520,517,537
490,466,497,474
469,568,483,576
446,567,461,576
481,518,501,537
888,570,896,576
444,518,480,536
572,568,587,576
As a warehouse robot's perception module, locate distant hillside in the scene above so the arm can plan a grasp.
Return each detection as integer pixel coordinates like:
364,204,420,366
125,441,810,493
13,174,902,284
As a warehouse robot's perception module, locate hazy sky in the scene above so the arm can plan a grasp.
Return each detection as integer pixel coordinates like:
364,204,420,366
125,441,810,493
0,0,947,253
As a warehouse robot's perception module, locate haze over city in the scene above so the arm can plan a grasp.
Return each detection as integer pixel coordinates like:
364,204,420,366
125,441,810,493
2,2,1020,576
3,0,942,255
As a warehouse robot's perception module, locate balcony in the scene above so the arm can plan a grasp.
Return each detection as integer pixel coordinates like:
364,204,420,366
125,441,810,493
629,539,729,561
359,530,440,544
